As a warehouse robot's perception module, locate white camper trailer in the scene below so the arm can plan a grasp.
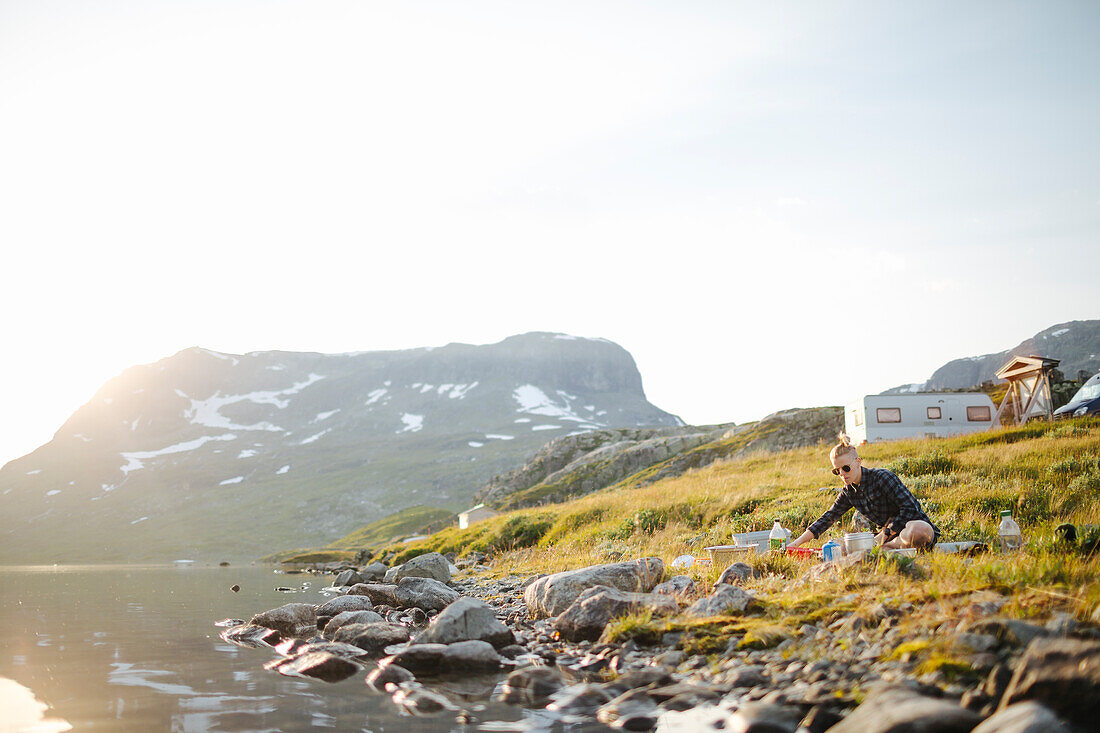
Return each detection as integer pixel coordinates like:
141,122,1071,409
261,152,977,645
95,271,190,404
845,393,999,444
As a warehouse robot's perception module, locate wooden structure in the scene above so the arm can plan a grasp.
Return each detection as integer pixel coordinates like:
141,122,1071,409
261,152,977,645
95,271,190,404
993,355,1061,425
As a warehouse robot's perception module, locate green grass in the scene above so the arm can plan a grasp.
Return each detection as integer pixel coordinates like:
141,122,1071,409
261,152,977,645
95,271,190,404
326,504,455,550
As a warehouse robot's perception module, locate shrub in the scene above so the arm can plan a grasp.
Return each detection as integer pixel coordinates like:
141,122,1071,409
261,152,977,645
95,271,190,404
907,473,958,493
886,451,957,477
489,514,553,552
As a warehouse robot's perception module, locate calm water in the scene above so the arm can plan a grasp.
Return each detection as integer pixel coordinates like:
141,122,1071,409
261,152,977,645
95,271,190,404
0,565,572,732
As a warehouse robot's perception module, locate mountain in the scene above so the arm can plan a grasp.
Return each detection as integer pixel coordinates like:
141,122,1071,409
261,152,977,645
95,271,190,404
884,320,1100,394
0,333,681,563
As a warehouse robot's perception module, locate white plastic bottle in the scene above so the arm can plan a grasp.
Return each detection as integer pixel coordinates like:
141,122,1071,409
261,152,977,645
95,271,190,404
769,519,788,551
998,510,1022,552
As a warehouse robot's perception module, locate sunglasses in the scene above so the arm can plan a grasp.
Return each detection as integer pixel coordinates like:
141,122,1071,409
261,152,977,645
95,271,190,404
831,464,853,476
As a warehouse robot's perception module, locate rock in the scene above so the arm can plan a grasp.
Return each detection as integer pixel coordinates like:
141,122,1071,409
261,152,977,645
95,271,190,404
722,663,766,688
827,686,982,733
249,603,317,638
380,640,503,675
553,585,679,642
722,701,804,732
292,640,371,660
316,595,375,622
498,666,566,705
968,619,1049,648
322,610,385,637
596,688,659,731
546,683,616,713
361,562,388,581
220,623,281,647
394,552,452,583
799,705,844,733
414,597,515,648
384,565,402,583
333,569,364,587
391,684,455,715
715,562,755,586
971,701,1074,733
683,585,759,617
274,651,361,682
345,583,398,606
997,637,1100,729
524,558,665,619
365,663,415,691
393,576,461,612
653,575,699,601
331,622,411,653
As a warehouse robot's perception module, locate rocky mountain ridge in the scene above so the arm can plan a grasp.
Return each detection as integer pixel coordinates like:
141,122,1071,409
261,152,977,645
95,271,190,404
884,320,1100,394
0,333,681,563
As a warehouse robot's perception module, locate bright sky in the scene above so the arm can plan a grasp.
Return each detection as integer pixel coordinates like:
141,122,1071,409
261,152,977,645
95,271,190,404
1,1,1098,468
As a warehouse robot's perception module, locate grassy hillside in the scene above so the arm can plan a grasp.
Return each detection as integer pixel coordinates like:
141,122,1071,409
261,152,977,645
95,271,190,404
379,419,1100,620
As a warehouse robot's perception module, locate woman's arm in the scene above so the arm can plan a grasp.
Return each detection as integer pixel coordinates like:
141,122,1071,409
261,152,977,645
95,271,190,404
788,529,816,548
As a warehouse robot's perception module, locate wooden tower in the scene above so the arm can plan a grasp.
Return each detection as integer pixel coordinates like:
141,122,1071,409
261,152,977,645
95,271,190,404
993,354,1061,425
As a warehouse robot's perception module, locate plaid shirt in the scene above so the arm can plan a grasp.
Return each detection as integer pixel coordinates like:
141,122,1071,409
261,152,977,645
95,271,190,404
807,466,937,540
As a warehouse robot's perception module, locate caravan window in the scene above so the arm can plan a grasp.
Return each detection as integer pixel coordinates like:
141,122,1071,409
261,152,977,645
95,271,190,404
927,406,942,419
876,407,902,423
854,409,863,426
967,405,992,422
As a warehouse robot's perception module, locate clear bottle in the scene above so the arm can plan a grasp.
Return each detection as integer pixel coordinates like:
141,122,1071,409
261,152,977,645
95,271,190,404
998,510,1022,552
769,519,788,551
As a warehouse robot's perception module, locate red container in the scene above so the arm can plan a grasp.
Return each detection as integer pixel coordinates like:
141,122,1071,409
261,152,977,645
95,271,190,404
786,547,821,559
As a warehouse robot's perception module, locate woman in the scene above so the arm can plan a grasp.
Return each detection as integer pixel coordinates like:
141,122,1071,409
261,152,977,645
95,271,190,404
788,435,938,550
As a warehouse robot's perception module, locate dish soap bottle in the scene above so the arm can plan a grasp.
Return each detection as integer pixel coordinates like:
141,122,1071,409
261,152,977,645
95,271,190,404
770,519,788,551
998,510,1022,552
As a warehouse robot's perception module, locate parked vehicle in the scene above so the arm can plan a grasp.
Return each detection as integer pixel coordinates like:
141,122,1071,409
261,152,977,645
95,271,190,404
845,393,999,443
1054,372,1100,418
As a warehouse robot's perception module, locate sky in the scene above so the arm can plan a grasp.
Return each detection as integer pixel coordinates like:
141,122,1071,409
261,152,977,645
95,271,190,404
1,0,1098,467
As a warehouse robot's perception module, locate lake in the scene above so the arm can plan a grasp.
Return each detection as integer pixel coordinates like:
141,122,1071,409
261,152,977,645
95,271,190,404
0,564,585,732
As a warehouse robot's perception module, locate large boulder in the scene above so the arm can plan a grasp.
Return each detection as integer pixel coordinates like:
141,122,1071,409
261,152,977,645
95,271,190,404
393,577,460,612
332,569,364,587
827,685,981,733
554,586,679,642
997,637,1100,729
524,558,664,619
249,603,317,638
361,562,389,581
394,552,452,583
331,622,412,653
414,597,515,648
345,583,398,606
683,585,759,618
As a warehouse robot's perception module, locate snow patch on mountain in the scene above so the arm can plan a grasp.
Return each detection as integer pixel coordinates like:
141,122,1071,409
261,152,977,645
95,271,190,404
365,388,388,406
219,476,244,485
119,433,238,475
312,409,340,423
531,425,561,431
299,430,330,445
276,465,290,475
398,414,424,433
1052,328,1070,337
184,374,324,432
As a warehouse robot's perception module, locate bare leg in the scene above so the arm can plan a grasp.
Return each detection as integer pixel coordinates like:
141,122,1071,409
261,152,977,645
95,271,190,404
882,520,935,549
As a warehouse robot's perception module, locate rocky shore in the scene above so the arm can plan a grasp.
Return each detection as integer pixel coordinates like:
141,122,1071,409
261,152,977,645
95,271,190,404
218,551,1099,732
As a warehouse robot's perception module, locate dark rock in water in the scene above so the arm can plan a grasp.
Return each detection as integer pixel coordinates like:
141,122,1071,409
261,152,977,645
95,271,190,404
394,552,452,583
274,651,361,682
380,640,503,675
602,667,673,698
997,637,1100,729
331,622,411,653
546,683,616,714
391,684,455,715
683,585,758,618
219,561,230,567
827,685,981,732
798,705,844,733
249,603,317,638
554,585,678,642
972,701,1075,733
596,688,659,731
715,562,755,586
316,595,375,623
414,597,515,648
346,583,399,606
365,663,415,692
230,585,240,593
322,610,385,638
524,558,665,619
497,667,566,706
220,623,280,647
293,640,372,660
393,577,460,612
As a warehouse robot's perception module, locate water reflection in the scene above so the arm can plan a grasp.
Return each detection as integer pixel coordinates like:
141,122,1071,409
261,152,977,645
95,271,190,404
0,676,73,733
